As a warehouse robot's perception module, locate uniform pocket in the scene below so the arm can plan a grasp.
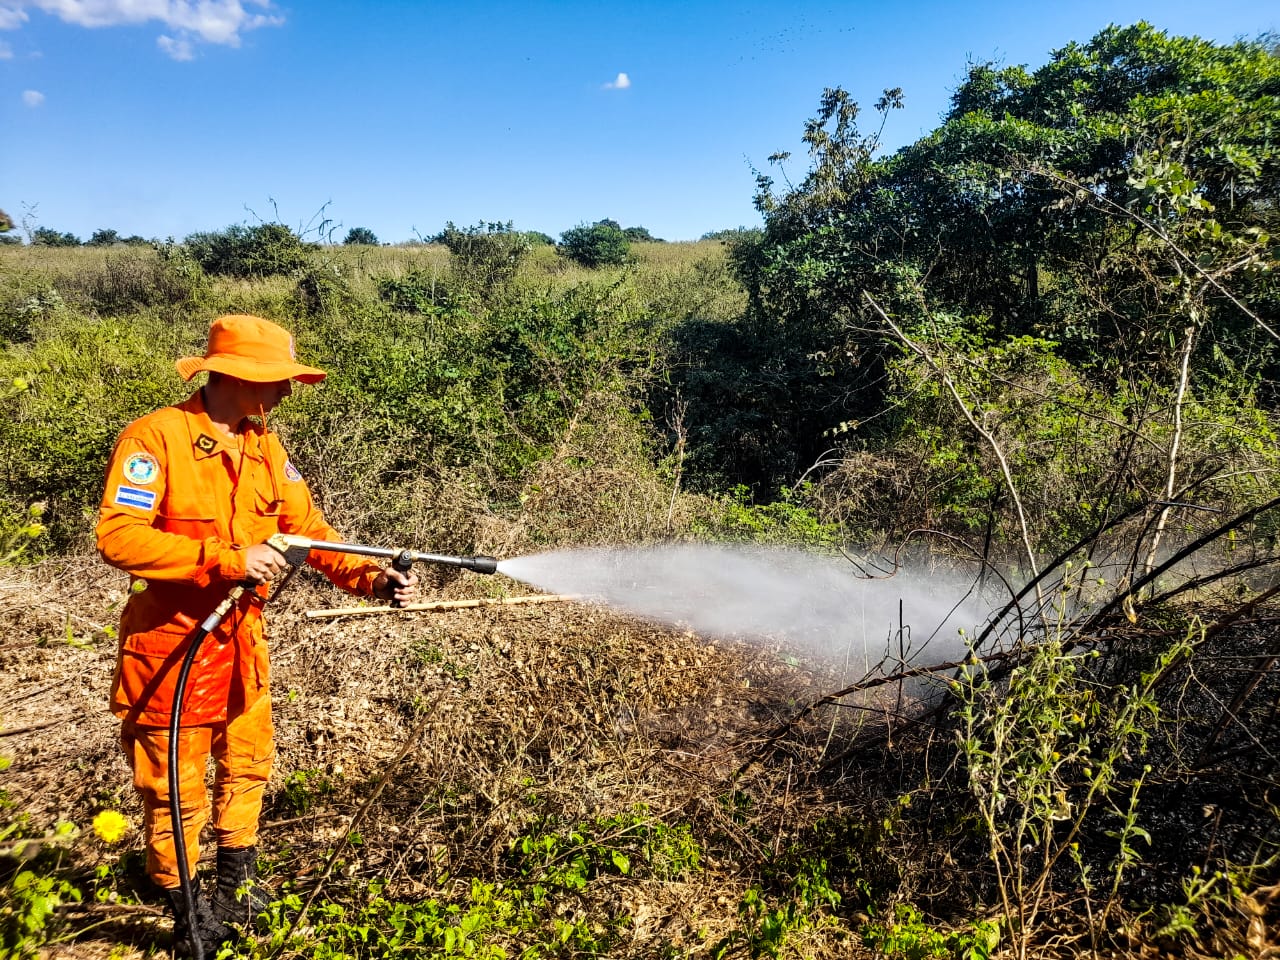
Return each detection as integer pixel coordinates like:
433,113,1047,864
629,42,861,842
156,511,218,541
119,624,234,725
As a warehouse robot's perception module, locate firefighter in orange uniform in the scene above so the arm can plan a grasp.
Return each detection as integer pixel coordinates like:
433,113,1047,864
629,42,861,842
97,314,418,954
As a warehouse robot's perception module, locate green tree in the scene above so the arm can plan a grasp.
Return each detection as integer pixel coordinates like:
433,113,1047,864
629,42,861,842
343,226,379,245
667,22,1280,502
31,228,80,247
623,225,664,242
87,228,121,246
559,220,630,267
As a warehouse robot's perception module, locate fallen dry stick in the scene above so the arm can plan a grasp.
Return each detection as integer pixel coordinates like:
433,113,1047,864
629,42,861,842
306,594,579,619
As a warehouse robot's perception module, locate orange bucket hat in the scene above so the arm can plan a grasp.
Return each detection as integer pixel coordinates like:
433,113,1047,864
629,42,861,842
175,314,326,384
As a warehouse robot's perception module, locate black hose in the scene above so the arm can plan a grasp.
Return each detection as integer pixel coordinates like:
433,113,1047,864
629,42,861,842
169,620,210,960
168,584,246,960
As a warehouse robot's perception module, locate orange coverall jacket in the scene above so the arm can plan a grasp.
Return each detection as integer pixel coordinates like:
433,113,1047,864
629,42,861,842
97,390,380,727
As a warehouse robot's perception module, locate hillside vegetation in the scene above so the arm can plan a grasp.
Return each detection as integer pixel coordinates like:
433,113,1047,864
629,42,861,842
1,22,1278,960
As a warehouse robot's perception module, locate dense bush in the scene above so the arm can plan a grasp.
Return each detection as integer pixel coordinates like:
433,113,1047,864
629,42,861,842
375,269,450,314
0,312,192,550
184,222,313,278
343,226,379,245
435,221,532,295
623,225,663,242
558,220,630,267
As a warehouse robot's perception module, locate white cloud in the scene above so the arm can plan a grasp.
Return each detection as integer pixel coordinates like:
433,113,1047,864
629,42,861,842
603,71,631,90
0,6,30,29
156,32,191,59
0,1,282,57
22,88,43,106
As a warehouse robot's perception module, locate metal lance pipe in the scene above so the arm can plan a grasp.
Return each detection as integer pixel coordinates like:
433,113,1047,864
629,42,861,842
267,534,498,575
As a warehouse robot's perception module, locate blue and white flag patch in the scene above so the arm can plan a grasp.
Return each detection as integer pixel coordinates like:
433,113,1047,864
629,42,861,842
114,484,157,510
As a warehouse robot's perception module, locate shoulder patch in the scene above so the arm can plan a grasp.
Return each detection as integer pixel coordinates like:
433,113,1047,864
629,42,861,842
283,460,302,482
122,452,160,485
114,485,157,511
195,433,217,454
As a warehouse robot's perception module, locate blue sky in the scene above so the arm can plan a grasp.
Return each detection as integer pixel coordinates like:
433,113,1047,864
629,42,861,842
2,1,1275,244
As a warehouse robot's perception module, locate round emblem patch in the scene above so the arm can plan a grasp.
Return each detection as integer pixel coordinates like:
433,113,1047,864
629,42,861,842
283,460,302,482
123,452,160,485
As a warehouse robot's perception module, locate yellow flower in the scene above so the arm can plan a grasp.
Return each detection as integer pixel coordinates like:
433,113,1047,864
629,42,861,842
93,810,129,844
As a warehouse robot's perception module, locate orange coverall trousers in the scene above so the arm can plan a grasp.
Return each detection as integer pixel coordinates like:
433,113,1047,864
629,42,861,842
120,693,274,887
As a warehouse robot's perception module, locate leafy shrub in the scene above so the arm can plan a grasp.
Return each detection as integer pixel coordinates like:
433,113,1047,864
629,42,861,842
435,221,532,295
0,314,186,551
375,269,450,314
697,483,836,545
184,222,312,277
701,226,764,243
295,263,361,318
512,806,702,888
0,868,82,958
558,220,630,267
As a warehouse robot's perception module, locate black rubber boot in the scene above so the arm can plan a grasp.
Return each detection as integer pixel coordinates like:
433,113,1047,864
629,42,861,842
167,876,234,957
210,845,272,927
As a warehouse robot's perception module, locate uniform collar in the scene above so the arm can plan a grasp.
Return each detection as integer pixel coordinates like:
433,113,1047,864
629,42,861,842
179,390,267,462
